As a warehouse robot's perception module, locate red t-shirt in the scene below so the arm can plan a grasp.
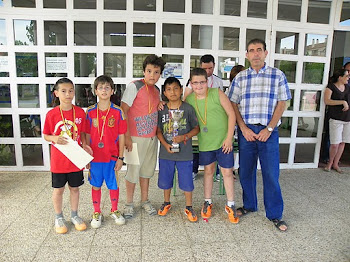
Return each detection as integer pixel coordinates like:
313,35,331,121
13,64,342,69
86,103,127,163
43,106,87,173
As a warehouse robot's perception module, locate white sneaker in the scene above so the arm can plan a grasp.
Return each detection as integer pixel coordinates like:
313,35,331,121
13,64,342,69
110,210,126,225
192,172,198,181
215,173,221,182
142,200,157,216
91,212,104,229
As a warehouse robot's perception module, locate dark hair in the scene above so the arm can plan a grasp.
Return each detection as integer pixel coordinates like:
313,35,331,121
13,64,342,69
330,68,348,83
52,78,74,106
94,75,115,90
246,38,266,51
143,54,166,73
190,68,207,81
343,62,350,69
229,65,245,82
200,54,215,64
161,77,182,101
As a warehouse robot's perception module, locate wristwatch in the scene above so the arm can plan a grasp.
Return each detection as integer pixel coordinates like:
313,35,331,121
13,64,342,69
267,126,273,132
118,156,124,161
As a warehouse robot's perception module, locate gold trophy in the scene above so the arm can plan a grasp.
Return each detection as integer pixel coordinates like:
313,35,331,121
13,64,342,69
169,109,184,153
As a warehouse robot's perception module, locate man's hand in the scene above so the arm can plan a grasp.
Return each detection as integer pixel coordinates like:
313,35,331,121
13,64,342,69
125,136,133,152
256,128,272,142
242,127,257,142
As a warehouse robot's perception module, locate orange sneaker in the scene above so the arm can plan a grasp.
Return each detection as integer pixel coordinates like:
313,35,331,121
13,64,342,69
184,207,198,222
225,205,239,224
55,217,68,234
158,203,171,216
201,201,212,219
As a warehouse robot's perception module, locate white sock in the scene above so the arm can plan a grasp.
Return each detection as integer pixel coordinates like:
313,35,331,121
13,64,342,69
205,198,212,204
227,201,235,207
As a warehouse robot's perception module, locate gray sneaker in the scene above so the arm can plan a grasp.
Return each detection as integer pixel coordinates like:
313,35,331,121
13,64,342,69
55,217,68,234
71,215,87,231
124,203,134,219
110,210,125,225
141,200,157,216
91,212,104,229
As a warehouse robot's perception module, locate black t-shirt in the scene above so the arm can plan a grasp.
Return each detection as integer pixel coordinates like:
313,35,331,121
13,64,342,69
327,83,350,122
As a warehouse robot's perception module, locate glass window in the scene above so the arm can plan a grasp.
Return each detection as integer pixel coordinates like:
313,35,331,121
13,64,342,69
279,144,289,163
297,117,318,137
111,84,126,106
277,0,301,22
275,32,299,55
279,117,292,138
133,23,155,47
274,60,297,83
162,24,184,48
307,0,332,24
218,57,239,81
45,53,68,77
191,25,213,49
74,22,96,46
104,0,126,10
162,54,184,64
0,19,7,45
0,145,16,166
220,0,241,16
133,54,149,77
286,89,294,111
0,85,11,107
300,90,321,111
18,84,39,108
75,84,96,108
0,53,9,77
0,115,13,137
340,1,350,26
104,22,126,46
20,115,41,137
104,53,126,77
74,53,97,77
46,84,55,107
164,0,184,12
294,143,316,163
43,0,66,8
192,0,213,14
219,27,239,51
134,0,156,11
16,52,38,77
246,29,265,49
44,21,67,45
248,0,267,19
162,55,184,79
14,20,37,46
12,0,35,7
302,63,325,84
74,0,96,9
305,34,327,57
22,144,43,166
190,55,201,70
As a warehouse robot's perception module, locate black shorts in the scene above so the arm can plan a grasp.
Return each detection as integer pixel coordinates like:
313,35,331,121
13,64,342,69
52,171,84,188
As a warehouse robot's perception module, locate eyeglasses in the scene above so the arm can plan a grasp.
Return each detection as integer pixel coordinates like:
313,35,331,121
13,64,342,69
97,86,112,91
191,81,207,86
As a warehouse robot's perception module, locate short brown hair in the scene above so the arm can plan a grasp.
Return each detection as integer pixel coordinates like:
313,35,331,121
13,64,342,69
94,75,115,90
143,54,166,73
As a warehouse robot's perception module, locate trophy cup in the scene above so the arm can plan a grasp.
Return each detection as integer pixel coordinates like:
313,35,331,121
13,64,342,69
169,109,184,153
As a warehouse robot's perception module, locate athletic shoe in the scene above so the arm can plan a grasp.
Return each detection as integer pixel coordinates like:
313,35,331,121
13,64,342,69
215,173,221,182
55,217,68,234
158,203,171,216
71,215,87,231
185,207,198,222
110,210,125,225
142,200,157,216
192,172,198,180
124,203,134,219
201,201,213,219
225,205,239,224
91,212,104,229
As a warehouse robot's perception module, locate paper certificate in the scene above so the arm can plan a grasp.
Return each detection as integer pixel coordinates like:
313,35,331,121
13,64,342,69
53,134,94,169
123,143,140,165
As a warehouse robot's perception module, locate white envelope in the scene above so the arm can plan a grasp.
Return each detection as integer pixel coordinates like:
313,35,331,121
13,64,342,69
123,143,140,165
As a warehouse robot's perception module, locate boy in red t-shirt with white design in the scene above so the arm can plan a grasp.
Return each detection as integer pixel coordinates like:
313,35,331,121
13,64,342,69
85,75,127,228
43,78,88,234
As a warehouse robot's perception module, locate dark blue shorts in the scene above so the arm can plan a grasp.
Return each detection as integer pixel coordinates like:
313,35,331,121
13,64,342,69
158,159,194,192
199,147,234,168
89,160,118,190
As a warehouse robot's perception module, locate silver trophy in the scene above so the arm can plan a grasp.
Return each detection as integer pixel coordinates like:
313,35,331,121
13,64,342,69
169,109,184,153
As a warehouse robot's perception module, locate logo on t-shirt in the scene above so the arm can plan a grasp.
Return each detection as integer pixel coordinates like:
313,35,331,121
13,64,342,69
108,117,115,127
92,118,98,128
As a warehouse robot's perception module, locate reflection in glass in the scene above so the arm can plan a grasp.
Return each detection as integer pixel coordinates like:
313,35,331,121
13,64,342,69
163,24,184,48
18,84,39,108
220,0,241,16
133,23,155,47
104,53,126,77
104,22,126,46
44,21,67,45
16,52,38,77
14,20,37,45
20,115,41,137
0,85,11,107
164,0,184,12
104,0,126,10
218,57,239,81
191,25,213,49
45,53,68,77
300,90,321,112
162,55,184,64
111,84,126,106
74,22,96,46
275,32,298,55
74,0,95,9
0,20,7,45
190,55,201,70
294,143,316,163
75,84,96,108
297,117,318,137
302,63,324,84
219,27,239,51
246,29,265,48
43,0,66,8
307,0,332,24
279,117,292,138
279,144,289,163
278,0,301,21
0,115,13,137
192,0,213,14
274,60,297,83
74,53,97,77
0,53,9,77
304,34,327,57
0,145,16,166
286,89,294,111
12,0,35,7
46,84,55,107
22,144,43,166
248,0,267,19
340,1,350,25
134,0,156,11
133,54,150,77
